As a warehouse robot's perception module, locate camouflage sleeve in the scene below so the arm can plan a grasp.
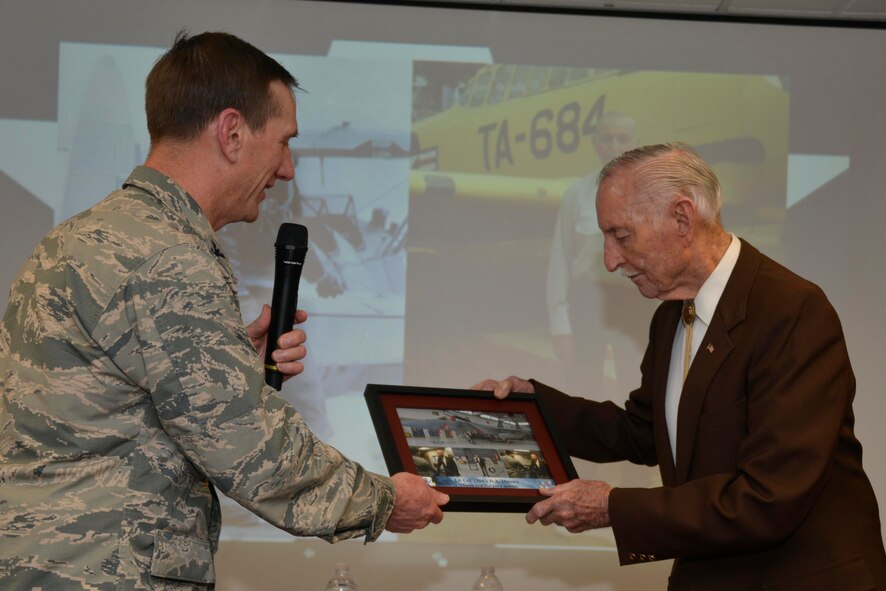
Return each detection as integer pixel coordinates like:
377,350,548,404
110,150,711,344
124,243,395,542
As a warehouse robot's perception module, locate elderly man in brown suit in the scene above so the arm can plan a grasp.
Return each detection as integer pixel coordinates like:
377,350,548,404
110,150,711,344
476,143,886,590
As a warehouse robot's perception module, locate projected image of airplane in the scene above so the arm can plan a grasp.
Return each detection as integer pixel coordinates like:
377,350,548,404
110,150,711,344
263,122,411,304
409,62,788,245
220,142,408,314
296,122,410,161
402,61,790,410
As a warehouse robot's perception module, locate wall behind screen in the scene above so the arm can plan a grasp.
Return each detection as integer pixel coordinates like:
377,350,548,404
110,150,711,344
1,1,885,589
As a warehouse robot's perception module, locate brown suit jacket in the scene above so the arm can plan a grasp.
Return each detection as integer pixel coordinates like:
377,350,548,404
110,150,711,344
537,240,886,590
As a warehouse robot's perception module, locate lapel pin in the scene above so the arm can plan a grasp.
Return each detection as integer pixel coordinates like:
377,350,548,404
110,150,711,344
706,343,715,353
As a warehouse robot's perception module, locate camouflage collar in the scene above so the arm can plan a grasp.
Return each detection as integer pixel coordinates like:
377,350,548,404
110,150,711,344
123,165,221,256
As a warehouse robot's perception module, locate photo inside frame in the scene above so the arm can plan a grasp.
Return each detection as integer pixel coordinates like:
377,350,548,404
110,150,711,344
398,407,556,489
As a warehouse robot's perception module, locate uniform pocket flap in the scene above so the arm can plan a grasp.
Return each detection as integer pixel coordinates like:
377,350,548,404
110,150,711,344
150,530,215,584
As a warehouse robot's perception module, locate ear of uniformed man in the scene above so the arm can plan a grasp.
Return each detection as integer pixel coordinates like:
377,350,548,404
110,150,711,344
471,375,535,399
527,479,613,532
385,472,449,533
246,304,308,380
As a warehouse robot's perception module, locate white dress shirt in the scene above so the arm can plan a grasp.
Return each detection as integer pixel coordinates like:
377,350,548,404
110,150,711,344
665,234,741,464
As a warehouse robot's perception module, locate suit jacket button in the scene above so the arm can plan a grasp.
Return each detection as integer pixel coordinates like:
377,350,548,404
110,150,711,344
628,553,637,561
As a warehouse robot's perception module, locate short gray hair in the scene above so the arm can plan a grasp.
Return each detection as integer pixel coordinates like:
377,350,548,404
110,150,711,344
598,142,722,227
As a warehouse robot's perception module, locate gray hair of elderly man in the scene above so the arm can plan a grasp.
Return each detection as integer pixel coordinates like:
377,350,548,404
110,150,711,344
598,142,723,228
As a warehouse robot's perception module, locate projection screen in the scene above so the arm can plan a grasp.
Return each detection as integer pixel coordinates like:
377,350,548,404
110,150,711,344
1,1,884,589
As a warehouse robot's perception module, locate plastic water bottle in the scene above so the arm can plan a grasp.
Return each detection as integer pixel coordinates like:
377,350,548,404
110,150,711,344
471,566,503,590
324,563,357,590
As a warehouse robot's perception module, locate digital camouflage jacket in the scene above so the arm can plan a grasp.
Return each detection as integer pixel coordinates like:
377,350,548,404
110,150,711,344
0,166,395,590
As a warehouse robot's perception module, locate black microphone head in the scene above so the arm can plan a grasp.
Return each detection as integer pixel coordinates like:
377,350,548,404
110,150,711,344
275,223,308,264
275,223,308,248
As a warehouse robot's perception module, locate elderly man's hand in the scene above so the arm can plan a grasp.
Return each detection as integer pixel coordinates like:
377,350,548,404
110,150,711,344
471,375,535,399
385,473,449,533
526,479,612,532
246,305,307,381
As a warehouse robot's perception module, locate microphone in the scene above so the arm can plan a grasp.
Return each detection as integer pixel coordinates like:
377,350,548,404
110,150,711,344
264,223,308,390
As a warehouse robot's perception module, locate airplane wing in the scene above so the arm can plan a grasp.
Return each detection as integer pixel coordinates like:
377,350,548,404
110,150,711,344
409,170,580,206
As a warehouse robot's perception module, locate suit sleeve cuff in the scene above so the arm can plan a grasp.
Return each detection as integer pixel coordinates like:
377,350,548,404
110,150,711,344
609,487,665,565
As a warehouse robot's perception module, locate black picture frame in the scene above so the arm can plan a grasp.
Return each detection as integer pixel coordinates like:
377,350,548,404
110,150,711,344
364,383,578,512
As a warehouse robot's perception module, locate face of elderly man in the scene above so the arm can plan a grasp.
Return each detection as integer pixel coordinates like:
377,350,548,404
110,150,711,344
596,167,693,301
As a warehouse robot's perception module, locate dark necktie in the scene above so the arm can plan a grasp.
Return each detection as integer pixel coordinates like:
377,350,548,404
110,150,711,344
682,300,695,382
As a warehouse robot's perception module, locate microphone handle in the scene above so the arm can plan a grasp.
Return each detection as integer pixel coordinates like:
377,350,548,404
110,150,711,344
264,258,304,390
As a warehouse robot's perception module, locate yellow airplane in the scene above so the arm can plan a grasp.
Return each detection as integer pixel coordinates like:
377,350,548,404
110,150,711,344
410,64,789,232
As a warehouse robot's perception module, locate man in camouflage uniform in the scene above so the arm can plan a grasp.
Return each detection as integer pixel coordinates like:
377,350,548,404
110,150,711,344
0,31,447,589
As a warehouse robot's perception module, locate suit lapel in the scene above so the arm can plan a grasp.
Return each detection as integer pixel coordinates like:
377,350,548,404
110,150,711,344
675,314,734,482
672,239,761,483
653,302,681,486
